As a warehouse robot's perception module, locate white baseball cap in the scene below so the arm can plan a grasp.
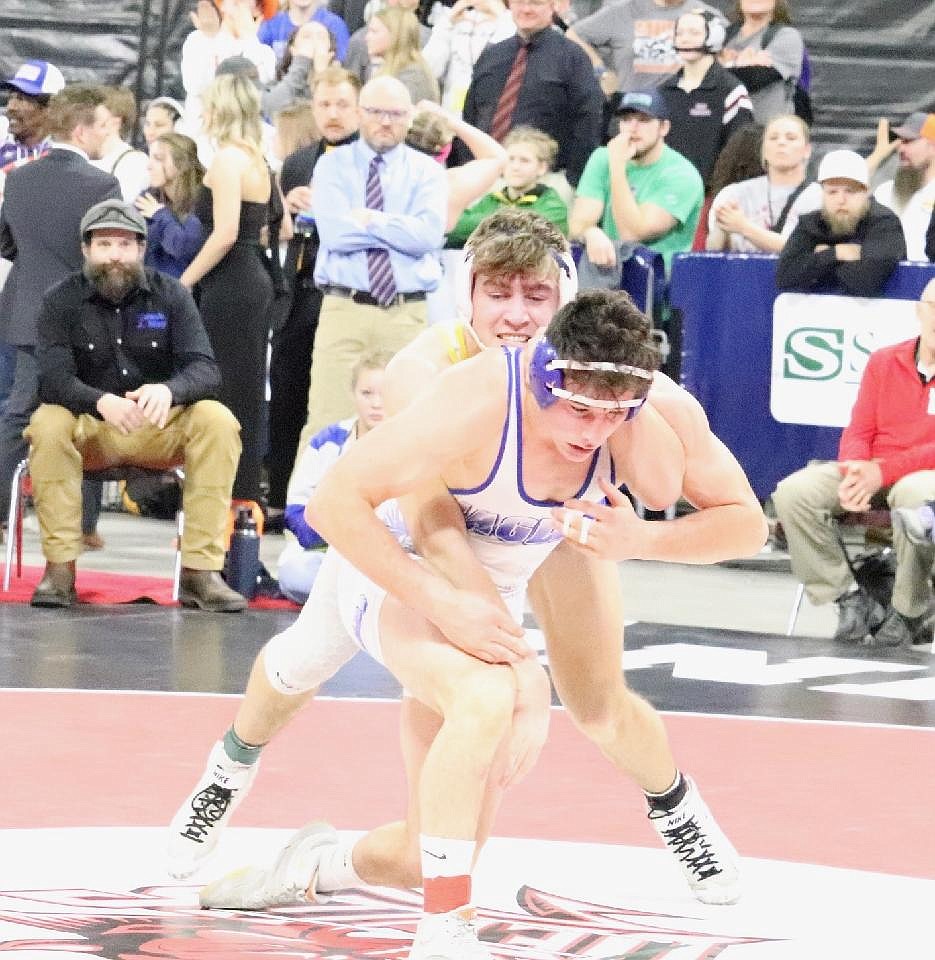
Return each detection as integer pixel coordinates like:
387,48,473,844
3,60,66,98
817,149,869,188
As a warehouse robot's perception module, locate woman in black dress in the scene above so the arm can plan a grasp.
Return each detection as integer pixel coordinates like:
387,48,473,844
180,73,273,514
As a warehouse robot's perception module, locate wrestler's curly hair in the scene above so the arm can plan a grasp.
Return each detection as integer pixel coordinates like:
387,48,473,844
545,289,660,398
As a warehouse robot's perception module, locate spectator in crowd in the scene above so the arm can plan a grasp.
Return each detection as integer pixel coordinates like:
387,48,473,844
363,8,440,104
659,9,754,187
135,133,206,279
927,205,935,262
422,0,515,116
693,122,762,249
457,0,603,188
772,278,935,648
26,199,246,613
406,99,507,230
447,125,567,247
295,75,446,449
0,60,65,168
142,97,186,146
776,149,906,297
873,112,935,262
258,0,351,64
344,0,430,86
180,73,275,516
92,87,151,201
571,88,704,276
719,0,804,124
181,0,277,132
0,86,120,529
260,20,336,117
706,112,809,253
278,350,389,604
568,0,724,97
267,68,361,528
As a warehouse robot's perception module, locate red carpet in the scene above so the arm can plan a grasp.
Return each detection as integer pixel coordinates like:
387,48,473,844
0,563,299,610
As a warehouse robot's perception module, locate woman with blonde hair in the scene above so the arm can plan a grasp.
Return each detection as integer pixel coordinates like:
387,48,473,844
706,113,811,253
180,73,275,529
366,7,439,105
135,132,206,278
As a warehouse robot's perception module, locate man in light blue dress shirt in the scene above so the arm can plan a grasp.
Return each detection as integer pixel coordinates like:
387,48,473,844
296,75,448,449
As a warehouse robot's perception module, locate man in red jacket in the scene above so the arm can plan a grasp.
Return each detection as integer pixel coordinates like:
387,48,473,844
772,278,935,647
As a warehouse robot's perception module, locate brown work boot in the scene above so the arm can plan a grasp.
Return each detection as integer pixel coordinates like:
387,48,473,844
179,568,248,613
31,561,77,608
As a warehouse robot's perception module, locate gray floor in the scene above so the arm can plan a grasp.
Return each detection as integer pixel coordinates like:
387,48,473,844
10,502,841,640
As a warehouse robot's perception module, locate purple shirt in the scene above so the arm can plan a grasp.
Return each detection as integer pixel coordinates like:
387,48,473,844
258,9,350,63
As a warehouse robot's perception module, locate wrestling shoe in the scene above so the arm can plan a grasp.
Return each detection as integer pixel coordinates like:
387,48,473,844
408,906,491,960
648,777,741,905
167,740,259,878
200,821,339,909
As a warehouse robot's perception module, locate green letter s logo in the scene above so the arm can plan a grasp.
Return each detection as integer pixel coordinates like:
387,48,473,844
783,328,843,381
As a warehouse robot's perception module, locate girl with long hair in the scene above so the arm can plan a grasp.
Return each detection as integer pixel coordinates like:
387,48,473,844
366,7,439,104
135,132,206,278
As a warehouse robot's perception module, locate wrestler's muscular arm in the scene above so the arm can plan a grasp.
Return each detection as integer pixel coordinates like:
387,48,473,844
308,351,528,657
556,375,768,562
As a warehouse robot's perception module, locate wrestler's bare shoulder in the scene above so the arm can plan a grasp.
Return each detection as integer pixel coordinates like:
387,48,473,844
646,372,708,436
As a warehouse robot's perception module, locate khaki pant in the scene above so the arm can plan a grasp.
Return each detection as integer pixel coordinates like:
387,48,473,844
24,401,241,569
772,461,935,618
295,294,427,457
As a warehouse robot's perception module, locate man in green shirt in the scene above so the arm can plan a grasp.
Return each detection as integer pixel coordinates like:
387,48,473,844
570,88,703,272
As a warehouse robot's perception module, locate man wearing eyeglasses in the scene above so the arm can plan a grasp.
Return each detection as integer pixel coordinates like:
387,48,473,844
298,75,448,441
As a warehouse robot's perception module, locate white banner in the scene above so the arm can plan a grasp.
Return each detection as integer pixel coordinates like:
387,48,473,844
770,293,920,427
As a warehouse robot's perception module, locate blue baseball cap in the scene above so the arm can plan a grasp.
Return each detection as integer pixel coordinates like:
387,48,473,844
3,60,65,98
616,89,668,121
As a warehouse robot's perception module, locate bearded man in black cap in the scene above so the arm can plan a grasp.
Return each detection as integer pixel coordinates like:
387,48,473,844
26,199,247,613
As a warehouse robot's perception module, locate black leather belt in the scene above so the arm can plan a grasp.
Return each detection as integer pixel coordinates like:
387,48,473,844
321,285,427,307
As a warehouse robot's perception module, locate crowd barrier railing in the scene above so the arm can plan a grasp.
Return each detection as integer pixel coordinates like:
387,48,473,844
668,253,935,501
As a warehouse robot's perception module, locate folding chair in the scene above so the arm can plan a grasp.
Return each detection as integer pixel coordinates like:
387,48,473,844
3,457,185,598
786,509,892,636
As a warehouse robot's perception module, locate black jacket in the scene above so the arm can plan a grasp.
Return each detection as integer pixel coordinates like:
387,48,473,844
37,268,221,417
456,28,603,186
0,148,120,346
926,205,935,263
776,198,907,297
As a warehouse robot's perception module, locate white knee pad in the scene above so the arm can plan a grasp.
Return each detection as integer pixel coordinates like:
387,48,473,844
263,549,360,694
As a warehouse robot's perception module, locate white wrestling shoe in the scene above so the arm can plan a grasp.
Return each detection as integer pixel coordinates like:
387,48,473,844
167,740,259,878
648,777,742,905
409,906,491,960
199,821,339,909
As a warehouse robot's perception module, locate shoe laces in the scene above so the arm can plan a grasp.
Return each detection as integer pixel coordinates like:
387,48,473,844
653,812,722,881
179,784,234,843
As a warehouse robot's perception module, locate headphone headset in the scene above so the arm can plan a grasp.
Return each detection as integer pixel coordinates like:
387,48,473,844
453,245,579,327
528,338,653,415
675,9,726,54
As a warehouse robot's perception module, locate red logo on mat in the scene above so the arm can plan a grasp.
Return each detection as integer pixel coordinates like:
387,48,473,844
0,885,779,957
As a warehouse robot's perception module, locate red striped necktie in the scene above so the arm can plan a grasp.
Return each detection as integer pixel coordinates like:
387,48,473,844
489,40,529,143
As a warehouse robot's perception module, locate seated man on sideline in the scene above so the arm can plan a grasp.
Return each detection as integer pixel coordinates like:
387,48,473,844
776,149,907,297
772,279,935,648
570,88,704,278
26,199,246,612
